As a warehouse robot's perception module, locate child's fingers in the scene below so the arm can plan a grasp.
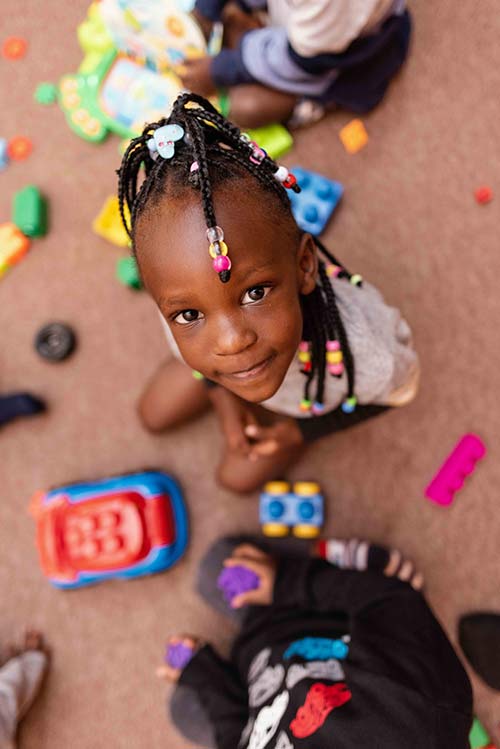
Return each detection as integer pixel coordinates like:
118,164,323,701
244,423,275,441
249,439,280,459
156,664,179,682
223,557,266,580
230,543,269,561
231,589,265,609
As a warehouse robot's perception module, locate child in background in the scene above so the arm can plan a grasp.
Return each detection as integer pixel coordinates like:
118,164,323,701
0,631,48,749
118,93,419,493
159,538,472,748
182,0,412,128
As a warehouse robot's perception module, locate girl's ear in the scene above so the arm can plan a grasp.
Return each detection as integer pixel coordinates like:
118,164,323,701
297,233,318,295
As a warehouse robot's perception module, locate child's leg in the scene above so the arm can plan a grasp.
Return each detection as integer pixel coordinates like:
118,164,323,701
169,684,216,748
317,538,424,590
227,84,298,129
0,632,48,746
138,359,211,433
216,440,304,494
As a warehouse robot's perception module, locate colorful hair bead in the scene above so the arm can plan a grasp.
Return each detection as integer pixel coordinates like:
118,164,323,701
341,396,357,414
298,342,312,373
326,340,340,351
326,263,342,278
328,363,344,376
206,225,232,282
249,141,267,164
312,401,325,415
350,273,363,286
192,369,204,380
327,351,343,364
300,398,312,413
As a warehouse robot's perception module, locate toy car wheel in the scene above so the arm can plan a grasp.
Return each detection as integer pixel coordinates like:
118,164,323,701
35,322,76,362
262,522,289,538
293,481,321,497
293,523,321,539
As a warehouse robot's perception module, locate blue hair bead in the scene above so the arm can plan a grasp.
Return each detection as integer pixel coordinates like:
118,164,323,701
341,396,357,414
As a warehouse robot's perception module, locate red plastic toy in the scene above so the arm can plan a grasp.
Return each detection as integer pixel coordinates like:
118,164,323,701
8,137,33,161
475,187,493,205
2,37,27,60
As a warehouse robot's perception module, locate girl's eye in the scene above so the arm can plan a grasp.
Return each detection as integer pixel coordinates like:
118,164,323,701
174,309,204,325
242,286,271,304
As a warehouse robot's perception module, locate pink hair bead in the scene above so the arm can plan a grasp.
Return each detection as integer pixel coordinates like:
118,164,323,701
326,340,340,351
213,255,231,273
326,264,341,278
299,341,310,352
328,363,344,376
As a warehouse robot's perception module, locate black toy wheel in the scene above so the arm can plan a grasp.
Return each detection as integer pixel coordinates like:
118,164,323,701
35,322,76,362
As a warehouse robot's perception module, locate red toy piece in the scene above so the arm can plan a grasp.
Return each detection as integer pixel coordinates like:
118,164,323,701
8,136,33,161
475,187,493,205
290,682,352,738
2,37,28,60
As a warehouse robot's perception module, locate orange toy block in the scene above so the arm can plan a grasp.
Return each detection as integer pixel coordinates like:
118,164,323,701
339,119,369,154
0,222,31,276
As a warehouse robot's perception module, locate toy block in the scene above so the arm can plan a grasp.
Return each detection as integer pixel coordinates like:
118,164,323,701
288,167,343,235
425,434,485,506
93,195,130,247
13,185,48,238
339,118,368,154
0,222,31,277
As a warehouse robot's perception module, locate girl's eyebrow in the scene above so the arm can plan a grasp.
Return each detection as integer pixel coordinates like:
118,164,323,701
159,295,194,308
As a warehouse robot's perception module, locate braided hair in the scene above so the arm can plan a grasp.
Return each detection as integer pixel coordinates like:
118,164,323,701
117,92,359,415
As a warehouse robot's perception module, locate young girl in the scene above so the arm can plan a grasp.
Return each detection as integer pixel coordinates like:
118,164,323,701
182,0,412,128
158,538,472,748
118,93,419,493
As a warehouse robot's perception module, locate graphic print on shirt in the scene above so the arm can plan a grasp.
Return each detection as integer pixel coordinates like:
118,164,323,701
248,691,290,749
249,664,285,708
286,658,345,689
289,682,352,739
274,730,294,749
284,637,349,661
248,647,272,683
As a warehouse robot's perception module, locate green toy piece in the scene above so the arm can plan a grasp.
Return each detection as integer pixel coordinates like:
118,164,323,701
34,82,58,105
12,186,48,238
246,124,294,160
470,717,491,748
117,256,142,290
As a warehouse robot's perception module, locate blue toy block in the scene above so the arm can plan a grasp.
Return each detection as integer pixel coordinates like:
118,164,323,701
288,166,343,236
260,481,324,538
0,139,9,171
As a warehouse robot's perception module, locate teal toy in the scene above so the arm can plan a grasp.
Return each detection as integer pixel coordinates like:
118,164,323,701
12,186,48,238
117,256,142,289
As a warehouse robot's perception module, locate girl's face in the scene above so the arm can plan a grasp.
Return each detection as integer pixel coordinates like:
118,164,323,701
135,183,317,403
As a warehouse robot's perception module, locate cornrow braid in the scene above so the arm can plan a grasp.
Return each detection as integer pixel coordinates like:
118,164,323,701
117,92,361,415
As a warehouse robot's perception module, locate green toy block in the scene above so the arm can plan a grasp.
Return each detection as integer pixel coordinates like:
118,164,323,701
470,717,491,748
12,186,48,238
246,124,294,160
117,256,142,290
34,82,58,105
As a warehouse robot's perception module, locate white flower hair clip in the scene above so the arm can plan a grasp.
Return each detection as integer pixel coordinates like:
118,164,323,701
147,124,185,161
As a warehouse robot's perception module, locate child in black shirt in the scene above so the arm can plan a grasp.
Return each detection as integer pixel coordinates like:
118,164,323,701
159,538,472,749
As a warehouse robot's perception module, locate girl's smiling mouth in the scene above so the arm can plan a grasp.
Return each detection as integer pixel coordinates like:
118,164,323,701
221,354,276,381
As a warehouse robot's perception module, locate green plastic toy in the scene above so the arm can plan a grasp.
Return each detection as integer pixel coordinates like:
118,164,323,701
34,82,58,105
117,256,142,290
470,717,492,748
57,1,293,159
12,186,48,238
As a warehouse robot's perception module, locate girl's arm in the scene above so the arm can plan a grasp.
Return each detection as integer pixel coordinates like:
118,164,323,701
179,645,249,749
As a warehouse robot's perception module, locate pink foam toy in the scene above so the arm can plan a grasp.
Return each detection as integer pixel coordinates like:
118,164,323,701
425,433,486,506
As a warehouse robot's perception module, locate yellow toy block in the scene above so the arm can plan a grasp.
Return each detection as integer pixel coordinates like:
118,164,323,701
92,196,130,248
339,119,369,154
0,222,31,278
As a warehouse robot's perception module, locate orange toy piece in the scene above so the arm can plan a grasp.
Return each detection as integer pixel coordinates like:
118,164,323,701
0,222,31,277
8,136,33,161
339,119,369,154
2,36,28,60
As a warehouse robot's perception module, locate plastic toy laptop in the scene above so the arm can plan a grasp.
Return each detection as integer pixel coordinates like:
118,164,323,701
30,471,188,589
260,480,324,539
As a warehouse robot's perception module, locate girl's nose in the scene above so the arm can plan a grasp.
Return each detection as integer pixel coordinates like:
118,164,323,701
213,314,258,356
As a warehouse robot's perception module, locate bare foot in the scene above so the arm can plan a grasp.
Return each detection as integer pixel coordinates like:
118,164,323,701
156,635,204,683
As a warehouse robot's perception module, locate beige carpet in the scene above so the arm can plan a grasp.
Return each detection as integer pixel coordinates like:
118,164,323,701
2,1,500,746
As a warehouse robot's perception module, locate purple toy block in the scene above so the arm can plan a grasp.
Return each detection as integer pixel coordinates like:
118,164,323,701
425,433,486,506
217,565,259,604
165,642,194,669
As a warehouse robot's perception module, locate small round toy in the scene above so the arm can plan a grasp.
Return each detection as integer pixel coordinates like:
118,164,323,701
2,37,27,60
34,82,58,105
35,323,76,362
475,186,493,205
8,136,33,161
165,642,194,670
217,565,260,604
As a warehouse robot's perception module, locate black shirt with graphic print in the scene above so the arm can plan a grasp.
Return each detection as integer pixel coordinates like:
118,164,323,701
180,558,473,749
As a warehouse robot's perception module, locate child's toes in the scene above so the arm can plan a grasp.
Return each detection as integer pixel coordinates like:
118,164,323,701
24,630,43,652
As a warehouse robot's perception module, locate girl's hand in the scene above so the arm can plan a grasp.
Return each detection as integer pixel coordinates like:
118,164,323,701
244,419,303,461
177,57,216,97
211,389,259,456
156,635,204,684
223,544,276,608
